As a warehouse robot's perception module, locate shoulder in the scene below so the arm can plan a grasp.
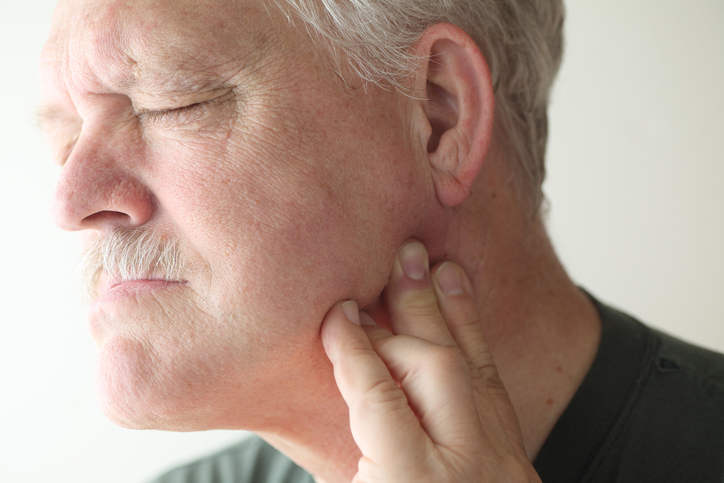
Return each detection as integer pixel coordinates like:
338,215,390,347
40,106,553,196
593,298,724,396
596,302,724,481
537,296,724,483
631,322,724,447
654,325,724,390
149,436,314,483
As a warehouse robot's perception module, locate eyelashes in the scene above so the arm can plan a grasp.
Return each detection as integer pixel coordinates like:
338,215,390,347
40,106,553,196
141,101,210,124
139,90,236,127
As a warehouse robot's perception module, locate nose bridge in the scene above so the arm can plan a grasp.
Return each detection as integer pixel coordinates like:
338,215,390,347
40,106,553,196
52,119,154,232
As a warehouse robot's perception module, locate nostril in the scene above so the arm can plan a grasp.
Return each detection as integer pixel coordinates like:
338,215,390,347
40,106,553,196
51,165,155,231
48,120,155,231
82,210,134,227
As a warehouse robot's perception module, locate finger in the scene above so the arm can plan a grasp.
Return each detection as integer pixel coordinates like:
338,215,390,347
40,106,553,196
384,241,457,348
321,301,429,464
384,243,521,447
361,315,488,449
430,261,488,371
431,262,527,450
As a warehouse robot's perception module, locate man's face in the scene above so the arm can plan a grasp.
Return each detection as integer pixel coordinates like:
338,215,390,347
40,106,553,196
40,0,435,429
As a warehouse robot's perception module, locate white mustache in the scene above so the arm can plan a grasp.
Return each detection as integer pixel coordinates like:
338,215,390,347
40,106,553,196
80,229,187,301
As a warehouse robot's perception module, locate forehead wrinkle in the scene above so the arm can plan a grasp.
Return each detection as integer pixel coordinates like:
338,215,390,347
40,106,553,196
86,1,264,99
48,0,141,101
124,6,268,96
44,0,294,121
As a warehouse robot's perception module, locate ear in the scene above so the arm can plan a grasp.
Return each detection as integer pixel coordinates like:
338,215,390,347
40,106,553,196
411,23,495,207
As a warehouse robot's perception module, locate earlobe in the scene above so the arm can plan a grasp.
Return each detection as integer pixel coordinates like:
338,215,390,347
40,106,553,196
412,24,495,207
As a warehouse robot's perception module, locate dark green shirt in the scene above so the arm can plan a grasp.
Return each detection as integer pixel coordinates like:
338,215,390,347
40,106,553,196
151,296,724,483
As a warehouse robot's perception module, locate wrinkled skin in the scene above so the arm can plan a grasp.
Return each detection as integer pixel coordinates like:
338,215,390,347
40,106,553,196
40,0,441,430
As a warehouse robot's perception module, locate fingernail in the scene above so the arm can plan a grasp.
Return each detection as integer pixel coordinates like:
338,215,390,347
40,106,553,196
342,300,360,325
399,242,427,281
360,312,377,326
437,262,465,296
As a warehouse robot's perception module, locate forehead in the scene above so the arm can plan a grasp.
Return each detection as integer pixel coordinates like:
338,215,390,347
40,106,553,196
41,0,276,99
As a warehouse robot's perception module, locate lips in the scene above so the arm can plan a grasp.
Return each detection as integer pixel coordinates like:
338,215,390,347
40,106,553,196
94,272,186,302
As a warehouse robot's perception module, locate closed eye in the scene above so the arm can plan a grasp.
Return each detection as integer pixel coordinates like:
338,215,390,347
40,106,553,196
140,101,209,124
139,90,235,125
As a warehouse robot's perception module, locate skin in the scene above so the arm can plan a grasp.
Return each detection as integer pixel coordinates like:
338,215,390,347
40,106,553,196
40,0,601,481
42,0,425,430
321,242,540,482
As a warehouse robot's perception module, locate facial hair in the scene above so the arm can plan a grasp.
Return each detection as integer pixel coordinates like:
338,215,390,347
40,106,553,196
80,229,187,301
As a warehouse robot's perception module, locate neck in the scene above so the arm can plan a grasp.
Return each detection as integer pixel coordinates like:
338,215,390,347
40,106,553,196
464,215,601,459
251,164,601,480
423,158,601,458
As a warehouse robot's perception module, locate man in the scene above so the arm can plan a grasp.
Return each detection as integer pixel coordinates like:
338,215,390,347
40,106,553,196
39,0,724,481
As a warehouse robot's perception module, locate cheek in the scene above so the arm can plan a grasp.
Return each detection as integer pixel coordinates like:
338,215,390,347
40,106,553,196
96,90,434,429
150,93,430,331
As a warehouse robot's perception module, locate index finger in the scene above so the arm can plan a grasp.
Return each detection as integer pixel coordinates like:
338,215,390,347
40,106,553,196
321,301,429,463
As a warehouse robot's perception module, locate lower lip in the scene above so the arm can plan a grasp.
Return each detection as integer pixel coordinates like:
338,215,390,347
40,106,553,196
93,280,185,305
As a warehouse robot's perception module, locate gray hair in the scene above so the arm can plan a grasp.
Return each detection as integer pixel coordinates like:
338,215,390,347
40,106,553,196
275,0,564,210
81,229,187,301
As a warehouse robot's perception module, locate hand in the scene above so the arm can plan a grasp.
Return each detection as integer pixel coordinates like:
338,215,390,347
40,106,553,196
321,241,540,482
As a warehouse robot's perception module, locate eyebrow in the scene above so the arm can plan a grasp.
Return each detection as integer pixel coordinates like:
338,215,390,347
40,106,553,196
130,70,239,107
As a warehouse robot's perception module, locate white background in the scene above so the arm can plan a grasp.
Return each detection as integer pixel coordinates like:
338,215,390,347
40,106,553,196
1,1,722,482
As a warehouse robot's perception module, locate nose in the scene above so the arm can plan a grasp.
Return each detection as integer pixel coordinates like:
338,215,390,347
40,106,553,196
51,126,154,232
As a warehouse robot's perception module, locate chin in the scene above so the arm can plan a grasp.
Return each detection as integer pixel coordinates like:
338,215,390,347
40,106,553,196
94,334,237,432
86,276,347,432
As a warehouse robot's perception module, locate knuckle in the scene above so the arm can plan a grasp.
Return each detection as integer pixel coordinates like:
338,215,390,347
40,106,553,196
473,353,505,389
332,340,370,366
353,378,407,411
479,362,505,390
440,304,485,338
395,290,440,317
